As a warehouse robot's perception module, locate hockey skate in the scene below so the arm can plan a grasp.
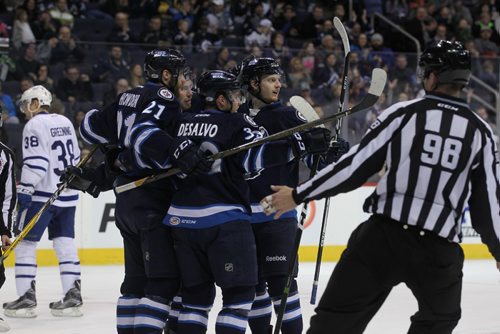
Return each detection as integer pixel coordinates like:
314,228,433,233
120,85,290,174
49,280,83,317
3,280,37,318
0,316,10,332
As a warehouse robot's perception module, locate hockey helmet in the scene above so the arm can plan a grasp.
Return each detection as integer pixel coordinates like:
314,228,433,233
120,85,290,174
197,70,243,103
144,48,186,84
18,85,52,114
239,57,282,86
418,40,471,85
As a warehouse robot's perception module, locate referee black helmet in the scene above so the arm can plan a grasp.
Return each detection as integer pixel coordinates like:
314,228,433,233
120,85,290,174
419,40,471,85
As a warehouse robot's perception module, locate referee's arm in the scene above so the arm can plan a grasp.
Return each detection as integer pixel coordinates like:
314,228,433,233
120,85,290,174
0,146,17,239
468,132,500,262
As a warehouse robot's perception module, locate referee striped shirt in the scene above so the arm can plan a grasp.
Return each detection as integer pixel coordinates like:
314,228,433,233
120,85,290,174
293,92,500,260
0,141,17,238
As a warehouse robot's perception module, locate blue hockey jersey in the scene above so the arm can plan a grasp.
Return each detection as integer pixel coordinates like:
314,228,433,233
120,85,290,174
240,101,308,223
163,110,293,229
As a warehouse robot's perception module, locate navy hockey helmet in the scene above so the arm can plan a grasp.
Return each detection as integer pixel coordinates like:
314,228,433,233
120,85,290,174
239,57,282,86
143,48,186,84
197,70,242,103
418,40,471,85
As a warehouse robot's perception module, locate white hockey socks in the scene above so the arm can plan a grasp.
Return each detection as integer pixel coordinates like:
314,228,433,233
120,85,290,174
53,237,81,294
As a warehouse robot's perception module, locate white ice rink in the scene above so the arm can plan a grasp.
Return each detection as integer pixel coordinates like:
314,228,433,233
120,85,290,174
1,261,499,333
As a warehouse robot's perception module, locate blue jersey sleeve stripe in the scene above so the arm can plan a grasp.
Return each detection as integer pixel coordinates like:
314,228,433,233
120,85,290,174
134,128,160,169
23,156,49,163
25,163,47,172
81,110,109,144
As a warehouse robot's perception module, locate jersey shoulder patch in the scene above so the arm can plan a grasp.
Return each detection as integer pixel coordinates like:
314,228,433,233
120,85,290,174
158,88,174,100
243,114,258,127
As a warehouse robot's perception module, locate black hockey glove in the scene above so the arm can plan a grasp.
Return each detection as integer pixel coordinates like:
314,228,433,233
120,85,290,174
290,127,331,158
170,137,214,176
60,166,103,198
320,137,350,165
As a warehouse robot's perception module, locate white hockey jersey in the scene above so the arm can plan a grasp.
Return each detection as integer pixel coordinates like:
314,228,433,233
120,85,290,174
20,112,80,207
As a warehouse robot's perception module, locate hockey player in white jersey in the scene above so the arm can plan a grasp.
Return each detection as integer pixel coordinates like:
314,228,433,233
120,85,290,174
3,85,83,318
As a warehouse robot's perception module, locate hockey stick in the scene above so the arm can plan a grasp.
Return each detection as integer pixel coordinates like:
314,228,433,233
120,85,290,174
310,16,351,305
271,95,326,334
0,145,100,265
114,68,387,194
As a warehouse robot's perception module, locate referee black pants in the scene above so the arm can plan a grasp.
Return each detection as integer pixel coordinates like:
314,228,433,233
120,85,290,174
307,214,464,334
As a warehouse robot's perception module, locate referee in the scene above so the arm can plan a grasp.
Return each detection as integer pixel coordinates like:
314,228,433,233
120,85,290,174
0,105,18,332
266,40,500,334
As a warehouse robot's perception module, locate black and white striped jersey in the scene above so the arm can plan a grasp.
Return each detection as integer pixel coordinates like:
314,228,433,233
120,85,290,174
0,141,17,238
293,92,500,259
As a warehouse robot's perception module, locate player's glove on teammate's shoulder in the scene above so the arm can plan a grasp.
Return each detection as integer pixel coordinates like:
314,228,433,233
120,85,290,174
170,137,213,176
290,127,331,158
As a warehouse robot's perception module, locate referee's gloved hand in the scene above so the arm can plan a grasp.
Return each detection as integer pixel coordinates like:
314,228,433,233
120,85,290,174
170,137,213,176
60,166,101,198
290,128,331,158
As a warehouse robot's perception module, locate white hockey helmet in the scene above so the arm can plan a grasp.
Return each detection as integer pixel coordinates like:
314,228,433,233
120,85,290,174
18,85,52,114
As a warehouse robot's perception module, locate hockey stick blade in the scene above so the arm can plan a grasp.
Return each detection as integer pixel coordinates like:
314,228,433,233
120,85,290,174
289,96,324,127
333,17,350,54
114,68,387,194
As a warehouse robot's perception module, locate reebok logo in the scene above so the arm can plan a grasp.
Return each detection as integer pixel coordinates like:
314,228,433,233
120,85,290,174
266,255,287,262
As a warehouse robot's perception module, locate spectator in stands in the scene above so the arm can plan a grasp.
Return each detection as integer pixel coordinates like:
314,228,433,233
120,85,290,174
209,47,230,70
107,11,136,44
50,25,85,64
206,0,234,36
300,4,325,39
351,33,371,60
192,17,222,53
103,77,130,107
475,106,497,133
31,9,57,40
15,77,34,121
455,18,474,42
473,11,500,43
140,15,171,48
287,56,312,90
172,0,195,30
34,63,54,92
299,41,318,77
128,63,145,88
66,0,87,18
273,4,300,38
55,64,93,103
474,26,499,56
385,0,410,21
0,81,19,124
451,1,473,25
49,0,74,28
21,0,39,22
173,19,193,48
11,8,36,50
91,45,130,84
313,52,340,89
247,1,268,32
249,44,264,57
299,81,324,118
245,18,273,50
0,20,9,38
432,24,451,44
263,32,291,68
367,33,395,68
388,53,415,96
436,6,454,31
35,36,57,64
15,43,40,81
316,18,335,44
405,6,436,50
316,34,338,62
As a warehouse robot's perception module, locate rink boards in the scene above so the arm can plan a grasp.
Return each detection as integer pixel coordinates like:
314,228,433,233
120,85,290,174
4,185,491,266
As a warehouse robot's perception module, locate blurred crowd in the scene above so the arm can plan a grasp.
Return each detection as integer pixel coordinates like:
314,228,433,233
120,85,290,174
0,0,498,151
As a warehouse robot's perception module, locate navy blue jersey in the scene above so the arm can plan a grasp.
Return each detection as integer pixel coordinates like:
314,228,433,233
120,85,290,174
163,110,292,229
240,101,308,223
80,82,181,173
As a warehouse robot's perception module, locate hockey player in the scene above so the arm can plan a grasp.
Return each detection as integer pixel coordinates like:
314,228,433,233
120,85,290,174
3,85,82,318
267,40,500,334
237,57,346,334
163,69,326,334
0,105,17,332
66,48,192,334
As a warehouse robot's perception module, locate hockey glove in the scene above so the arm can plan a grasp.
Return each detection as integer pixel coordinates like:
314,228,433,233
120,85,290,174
320,137,350,165
17,184,34,214
290,128,331,158
170,137,213,176
60,166,103,198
